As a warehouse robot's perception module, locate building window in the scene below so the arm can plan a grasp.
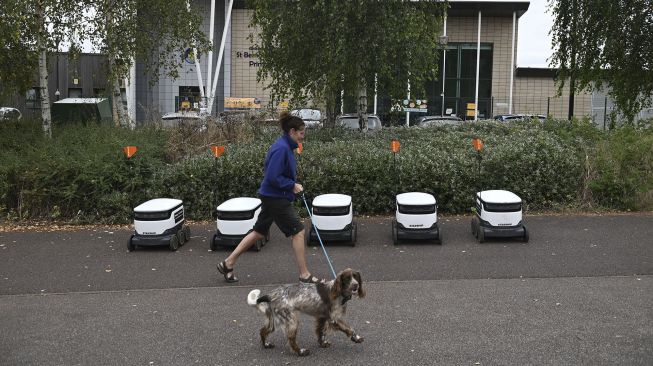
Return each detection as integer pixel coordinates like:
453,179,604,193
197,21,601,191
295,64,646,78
425,42,493,119
371,42,494,124
26,88,41,109
176,86,204,111
69,88,83,98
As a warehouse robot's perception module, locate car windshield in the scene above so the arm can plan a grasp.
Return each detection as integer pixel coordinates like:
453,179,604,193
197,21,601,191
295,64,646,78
418,116,461,126
421,119,456,126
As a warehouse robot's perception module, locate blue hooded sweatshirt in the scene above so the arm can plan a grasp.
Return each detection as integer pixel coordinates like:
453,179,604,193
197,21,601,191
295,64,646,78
258,133,298,201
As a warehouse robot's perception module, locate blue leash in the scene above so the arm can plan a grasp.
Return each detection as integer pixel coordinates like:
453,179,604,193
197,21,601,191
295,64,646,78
299,192,337,279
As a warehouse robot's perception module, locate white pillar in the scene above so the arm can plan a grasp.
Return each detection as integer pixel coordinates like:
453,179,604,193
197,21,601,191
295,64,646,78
207,0,216,102
509,11,516,114
223,0,232,103
373,73,377,115
128,60,136,123
406,78,410,126
208,0,234,112
188,1,204,102
441,15,447,116
474,10,481,121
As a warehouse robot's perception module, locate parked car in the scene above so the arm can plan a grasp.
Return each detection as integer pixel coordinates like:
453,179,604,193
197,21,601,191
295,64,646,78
0,107,22,121
290,108,323,128
415,115,462,127
336,114,383,131
529,114,547,121
161,111,208,129
494,114,546,122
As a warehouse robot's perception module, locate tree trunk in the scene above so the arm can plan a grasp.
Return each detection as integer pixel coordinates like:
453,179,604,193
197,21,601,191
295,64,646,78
568,76,575,121
109,57,128,127
324,89,337,128
356,81,368,131
112,77,127,127
105,4,129,128
37,5,52,138
39,49,52,137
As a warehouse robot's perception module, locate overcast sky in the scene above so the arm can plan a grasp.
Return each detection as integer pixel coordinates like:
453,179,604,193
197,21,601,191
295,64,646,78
517,0,554,68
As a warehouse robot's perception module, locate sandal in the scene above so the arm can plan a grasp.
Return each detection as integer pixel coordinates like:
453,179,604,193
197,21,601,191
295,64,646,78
299,274,324,285
217,261,239,283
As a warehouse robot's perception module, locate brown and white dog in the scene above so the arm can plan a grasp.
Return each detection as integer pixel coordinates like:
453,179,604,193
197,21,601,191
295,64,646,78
247,268,365,356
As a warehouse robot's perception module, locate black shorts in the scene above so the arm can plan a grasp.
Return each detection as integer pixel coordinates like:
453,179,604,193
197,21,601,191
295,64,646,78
253,196,304,237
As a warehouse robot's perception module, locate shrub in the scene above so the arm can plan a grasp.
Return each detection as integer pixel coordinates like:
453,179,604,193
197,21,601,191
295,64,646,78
0,120,168,222
1,118,650,224
587,126,653,210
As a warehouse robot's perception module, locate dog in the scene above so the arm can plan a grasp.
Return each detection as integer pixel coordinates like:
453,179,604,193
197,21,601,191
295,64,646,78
246,268,365,356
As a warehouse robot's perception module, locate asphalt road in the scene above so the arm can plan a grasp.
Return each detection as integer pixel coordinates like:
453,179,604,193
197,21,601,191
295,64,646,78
1,214,652,365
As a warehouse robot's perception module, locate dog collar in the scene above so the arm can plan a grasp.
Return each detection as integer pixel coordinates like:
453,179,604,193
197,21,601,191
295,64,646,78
341,295,351,305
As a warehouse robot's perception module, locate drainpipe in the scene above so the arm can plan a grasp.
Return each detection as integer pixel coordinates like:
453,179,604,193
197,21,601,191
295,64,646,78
474,10,481,121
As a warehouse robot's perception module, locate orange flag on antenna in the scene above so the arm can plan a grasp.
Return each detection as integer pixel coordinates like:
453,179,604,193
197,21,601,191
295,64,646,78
390,139,401,153
211,145,225,158
472,138,483,151
123,146,138,159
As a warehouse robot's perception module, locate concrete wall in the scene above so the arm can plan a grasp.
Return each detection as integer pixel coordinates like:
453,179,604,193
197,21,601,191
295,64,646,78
514,77,592,119
230,9,271,104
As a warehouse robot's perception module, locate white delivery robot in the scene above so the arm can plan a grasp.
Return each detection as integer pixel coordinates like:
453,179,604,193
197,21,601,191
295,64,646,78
392,192,441,245
128,198,191,251
471,190,529,243
211,197,268,252
306,194,357,246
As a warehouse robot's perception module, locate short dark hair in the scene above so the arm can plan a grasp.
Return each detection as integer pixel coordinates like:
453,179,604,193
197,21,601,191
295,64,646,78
279,111,305,133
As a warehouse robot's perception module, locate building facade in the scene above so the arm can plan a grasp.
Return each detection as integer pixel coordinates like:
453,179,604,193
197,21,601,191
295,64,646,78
4,1,613,124
3,53,117,120
166,0,592,123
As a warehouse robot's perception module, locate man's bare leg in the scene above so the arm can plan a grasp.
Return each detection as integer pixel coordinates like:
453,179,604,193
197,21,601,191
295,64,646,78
290,230,312,280
221,230,264,279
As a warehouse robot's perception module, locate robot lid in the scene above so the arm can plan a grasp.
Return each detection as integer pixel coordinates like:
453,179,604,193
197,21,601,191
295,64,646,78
312,194,352,207
396,192,436,206
477,190,522,204
217,197,262,212
134,198,183,212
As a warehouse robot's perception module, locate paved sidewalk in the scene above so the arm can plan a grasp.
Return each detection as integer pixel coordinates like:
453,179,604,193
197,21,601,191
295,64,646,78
1,214,652,365
1,276,651,365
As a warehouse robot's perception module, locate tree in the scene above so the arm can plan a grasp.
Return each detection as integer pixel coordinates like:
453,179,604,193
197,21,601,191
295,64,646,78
549,0,653,122
84,0,210,128
0,0,85,137
0,0,39,102
249,0,448,127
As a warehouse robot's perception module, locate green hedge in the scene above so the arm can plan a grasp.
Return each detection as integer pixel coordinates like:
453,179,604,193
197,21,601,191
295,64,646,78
298,124,585,213
1,118,651,223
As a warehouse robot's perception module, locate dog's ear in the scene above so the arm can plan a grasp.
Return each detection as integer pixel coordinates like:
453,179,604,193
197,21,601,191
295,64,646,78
331,271,343,300
354,271,365,298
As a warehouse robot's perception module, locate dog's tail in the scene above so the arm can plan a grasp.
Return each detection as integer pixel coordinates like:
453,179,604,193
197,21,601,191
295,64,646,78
247,289,261,306
247,289,270,313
